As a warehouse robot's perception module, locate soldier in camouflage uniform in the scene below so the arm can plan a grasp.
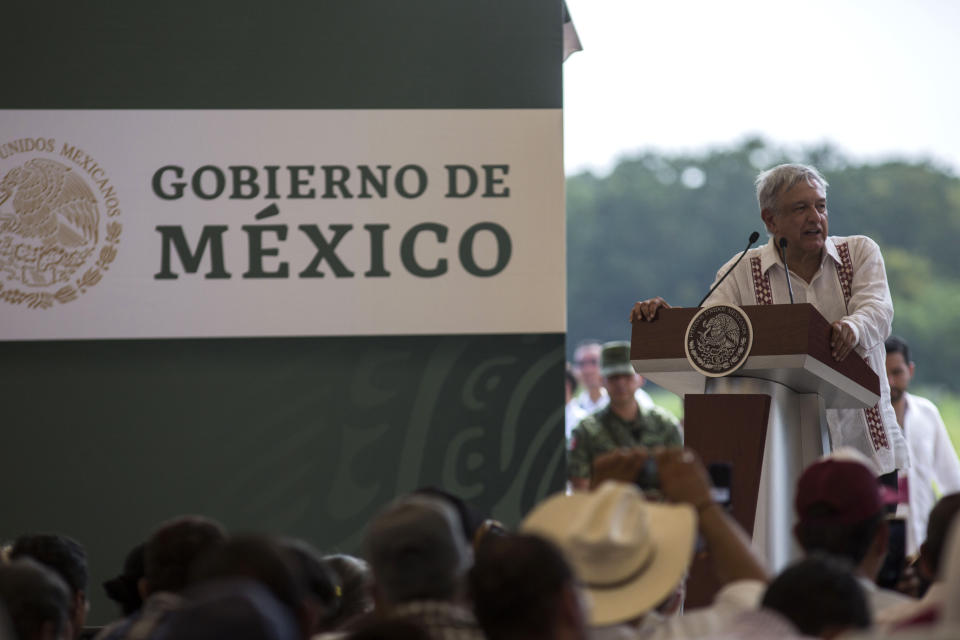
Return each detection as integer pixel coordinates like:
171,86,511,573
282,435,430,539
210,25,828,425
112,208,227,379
568,341,682,490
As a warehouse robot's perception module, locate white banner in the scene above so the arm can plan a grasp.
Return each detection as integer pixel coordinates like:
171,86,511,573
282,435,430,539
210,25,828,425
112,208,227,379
0,110,564,339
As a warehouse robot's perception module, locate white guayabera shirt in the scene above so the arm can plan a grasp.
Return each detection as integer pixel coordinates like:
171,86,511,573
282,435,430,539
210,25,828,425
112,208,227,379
901,391,960,554
704,235,909,474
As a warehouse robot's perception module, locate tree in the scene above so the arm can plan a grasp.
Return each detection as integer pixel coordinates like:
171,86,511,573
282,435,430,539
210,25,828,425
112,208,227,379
567,137,960,390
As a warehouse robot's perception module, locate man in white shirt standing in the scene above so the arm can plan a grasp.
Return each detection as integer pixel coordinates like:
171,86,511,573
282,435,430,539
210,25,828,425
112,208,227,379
632,163,908,475
885,335,960,554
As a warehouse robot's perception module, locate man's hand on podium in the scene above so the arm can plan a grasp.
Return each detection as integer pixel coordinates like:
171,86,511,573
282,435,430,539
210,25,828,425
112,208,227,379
830,320,857,361
630,297,672,323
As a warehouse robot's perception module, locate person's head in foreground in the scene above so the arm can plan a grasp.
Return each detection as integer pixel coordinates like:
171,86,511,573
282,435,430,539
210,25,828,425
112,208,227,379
0,558,72,640
144,514,227,596
9,534,88,640
318,554,373,631
154,579,300,640
520,481,696,628
762,554,870,639
363,493,474,611
279,538,340,636
102,542,146,616
189,534,309,638
469,533,587,640
794,456,888,579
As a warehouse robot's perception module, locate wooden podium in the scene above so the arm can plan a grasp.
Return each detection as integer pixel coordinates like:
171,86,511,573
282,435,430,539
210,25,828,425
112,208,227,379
630,303,880,603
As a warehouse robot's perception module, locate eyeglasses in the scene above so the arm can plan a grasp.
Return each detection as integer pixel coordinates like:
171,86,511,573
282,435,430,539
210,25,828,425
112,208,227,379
576,358,599,366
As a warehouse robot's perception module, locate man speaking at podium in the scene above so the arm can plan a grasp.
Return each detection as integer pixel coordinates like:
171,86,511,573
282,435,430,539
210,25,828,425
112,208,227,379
631,163,908,475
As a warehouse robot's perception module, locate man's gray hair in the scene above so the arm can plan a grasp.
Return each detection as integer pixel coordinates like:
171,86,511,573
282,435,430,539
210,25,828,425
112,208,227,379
755,163,829,213
364,494,473,605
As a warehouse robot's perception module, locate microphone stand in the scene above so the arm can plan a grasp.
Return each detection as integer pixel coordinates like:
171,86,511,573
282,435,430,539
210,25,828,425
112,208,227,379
778,237,796,304
697,231,760,308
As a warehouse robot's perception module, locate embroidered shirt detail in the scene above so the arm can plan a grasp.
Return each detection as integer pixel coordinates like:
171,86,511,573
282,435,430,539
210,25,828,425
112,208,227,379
836,242,854,304
750,256,773,305
865,405,890,450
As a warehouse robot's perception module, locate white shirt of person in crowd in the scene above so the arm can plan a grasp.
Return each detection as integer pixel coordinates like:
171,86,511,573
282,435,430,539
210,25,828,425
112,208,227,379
566,400,589,441
687,607,810,640
573,387,609,415
901,391,960,555
586,580,766,640
705,234,909,475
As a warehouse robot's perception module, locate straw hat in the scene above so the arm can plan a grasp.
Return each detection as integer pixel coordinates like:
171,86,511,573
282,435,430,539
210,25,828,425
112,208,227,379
520,482,696,626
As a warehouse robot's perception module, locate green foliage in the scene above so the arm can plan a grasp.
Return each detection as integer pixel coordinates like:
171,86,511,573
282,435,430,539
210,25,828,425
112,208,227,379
567,138,960,390
646,387,683,420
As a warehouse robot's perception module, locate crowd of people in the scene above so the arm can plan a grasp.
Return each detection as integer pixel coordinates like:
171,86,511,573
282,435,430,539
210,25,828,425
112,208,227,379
5,448,960,640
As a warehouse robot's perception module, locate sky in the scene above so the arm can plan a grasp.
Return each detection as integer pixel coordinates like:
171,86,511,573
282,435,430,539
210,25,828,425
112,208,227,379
562,0,960,177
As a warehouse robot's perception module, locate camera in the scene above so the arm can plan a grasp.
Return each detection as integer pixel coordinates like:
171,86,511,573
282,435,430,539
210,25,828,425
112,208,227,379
634,457,660,493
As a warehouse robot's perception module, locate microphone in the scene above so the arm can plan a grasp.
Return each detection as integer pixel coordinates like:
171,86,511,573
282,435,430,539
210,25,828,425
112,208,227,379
697,231,760,308
778,237,796,304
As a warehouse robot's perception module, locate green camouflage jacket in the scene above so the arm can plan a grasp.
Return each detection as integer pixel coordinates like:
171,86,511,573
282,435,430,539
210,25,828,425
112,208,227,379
567,402,682,480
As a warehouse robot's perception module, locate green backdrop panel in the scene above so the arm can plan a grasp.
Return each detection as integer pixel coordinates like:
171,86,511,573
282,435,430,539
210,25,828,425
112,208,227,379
2,1,562,109
0,333,564,622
